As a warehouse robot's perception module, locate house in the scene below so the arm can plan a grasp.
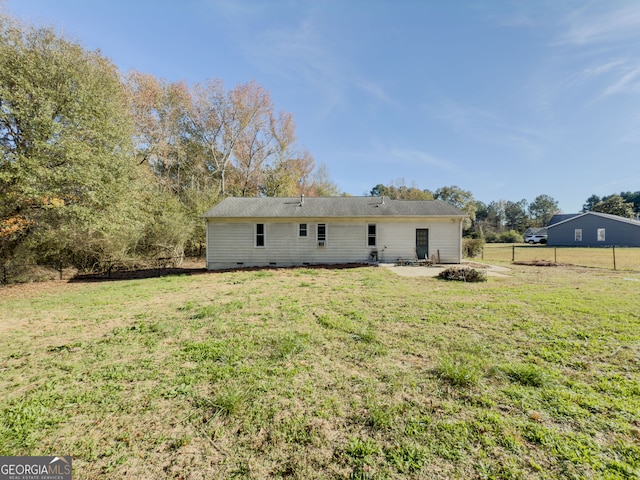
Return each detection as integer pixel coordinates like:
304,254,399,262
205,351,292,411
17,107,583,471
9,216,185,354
547,213,579,226
524,214,581,238
546,211,640,247
202,196,466,270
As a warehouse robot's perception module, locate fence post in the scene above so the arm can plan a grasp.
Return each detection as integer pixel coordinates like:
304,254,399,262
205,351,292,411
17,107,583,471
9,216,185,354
512,245,515,262
1,265,6,285
613,246,617,271
481,247,484,260
58,259,63,280
554,248,557,264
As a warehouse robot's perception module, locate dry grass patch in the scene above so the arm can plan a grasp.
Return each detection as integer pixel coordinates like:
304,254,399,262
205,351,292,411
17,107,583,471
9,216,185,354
481,243,640,271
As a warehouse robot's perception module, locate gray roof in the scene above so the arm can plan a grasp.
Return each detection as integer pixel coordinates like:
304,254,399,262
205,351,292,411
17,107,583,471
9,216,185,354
203,196,466,218
525,227,548,235
548,213,579,226
547,211,640,229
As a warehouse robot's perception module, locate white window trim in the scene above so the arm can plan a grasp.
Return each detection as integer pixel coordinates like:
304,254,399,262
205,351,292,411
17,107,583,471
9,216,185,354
597,228,605,242
575,229,582,242
255,223,265,248
367,223,377,247
317,223,327,247
298,223,308,238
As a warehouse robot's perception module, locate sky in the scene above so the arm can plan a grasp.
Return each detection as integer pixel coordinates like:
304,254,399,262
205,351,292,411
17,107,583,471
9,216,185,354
4,0,640,213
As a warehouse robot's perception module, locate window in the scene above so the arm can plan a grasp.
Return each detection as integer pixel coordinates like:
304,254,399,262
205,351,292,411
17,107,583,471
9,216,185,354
317,223,326,247
299,223,307,237
575,229,582,242
256,223,265,247
597,228,605,242
367,224,377,246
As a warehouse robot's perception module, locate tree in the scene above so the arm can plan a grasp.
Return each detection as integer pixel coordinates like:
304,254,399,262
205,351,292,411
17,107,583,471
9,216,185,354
617,191,640,214
528,194,559,227
583,191,640,215
485,200,506,233
582,194,600,213
124,71,196,192
370,184,389,197
260,152,338,197
434,185,476,230
183,79,333,199
184,79,264,197
305,162,340,196
0,16,148,267
369,180,433,200
504,199,528,233
593,195,635,218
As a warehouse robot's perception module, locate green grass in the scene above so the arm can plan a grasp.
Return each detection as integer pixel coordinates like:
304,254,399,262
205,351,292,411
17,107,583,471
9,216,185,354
1,264,639,478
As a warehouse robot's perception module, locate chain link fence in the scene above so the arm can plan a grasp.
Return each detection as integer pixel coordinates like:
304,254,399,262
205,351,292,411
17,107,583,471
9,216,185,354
0,256,204,286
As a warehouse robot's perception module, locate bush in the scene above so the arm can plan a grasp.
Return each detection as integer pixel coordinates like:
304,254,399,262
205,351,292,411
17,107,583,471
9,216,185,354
462,238,485,258
484,232,498,243
437,266,487,282
497,230,523,243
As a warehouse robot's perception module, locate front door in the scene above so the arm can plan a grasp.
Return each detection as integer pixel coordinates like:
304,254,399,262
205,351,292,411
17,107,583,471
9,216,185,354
416,229,429,260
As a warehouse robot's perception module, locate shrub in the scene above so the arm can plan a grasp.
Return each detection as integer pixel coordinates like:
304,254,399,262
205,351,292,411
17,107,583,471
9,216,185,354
462,238,485,258
497,230,524,243
437,266,487,282
484,231,499,243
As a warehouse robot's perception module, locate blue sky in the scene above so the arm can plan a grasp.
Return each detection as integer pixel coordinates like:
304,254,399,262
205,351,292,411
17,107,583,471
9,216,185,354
5,0,640,212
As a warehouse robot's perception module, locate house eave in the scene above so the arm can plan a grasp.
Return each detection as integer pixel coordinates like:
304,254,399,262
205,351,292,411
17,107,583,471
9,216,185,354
203,214,467,220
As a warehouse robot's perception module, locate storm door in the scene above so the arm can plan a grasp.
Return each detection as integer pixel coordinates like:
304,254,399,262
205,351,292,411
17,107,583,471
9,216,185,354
416,229,429,260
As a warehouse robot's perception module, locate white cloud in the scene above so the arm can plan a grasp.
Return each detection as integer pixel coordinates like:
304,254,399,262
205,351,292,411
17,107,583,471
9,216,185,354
567,60,626,86
431,97,543,157
560,4,640,46
203,1,349,118
389,148,459,174
602,65,640,96
356,81,396,106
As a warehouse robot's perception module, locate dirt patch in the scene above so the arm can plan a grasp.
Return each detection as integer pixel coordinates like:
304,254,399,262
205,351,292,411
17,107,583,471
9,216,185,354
382,261,510,278
513,260,568,267
70,266,208,282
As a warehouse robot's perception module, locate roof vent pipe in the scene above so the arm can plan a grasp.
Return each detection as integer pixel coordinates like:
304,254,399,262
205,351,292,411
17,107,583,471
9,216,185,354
300,193,304,206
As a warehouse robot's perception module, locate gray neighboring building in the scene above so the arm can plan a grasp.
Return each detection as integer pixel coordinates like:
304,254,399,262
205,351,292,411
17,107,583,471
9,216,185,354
546,211,640,247
547,213,580,226
203,196,466,270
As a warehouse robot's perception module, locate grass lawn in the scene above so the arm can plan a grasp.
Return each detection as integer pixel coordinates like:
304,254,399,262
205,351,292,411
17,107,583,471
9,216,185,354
0,263,639,479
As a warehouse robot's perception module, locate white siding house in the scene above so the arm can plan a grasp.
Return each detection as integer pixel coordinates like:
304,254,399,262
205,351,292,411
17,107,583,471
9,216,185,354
203,196,466,270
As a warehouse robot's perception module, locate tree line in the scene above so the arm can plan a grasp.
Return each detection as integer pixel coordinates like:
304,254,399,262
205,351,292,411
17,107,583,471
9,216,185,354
0,14,336,271
581,192,640,218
